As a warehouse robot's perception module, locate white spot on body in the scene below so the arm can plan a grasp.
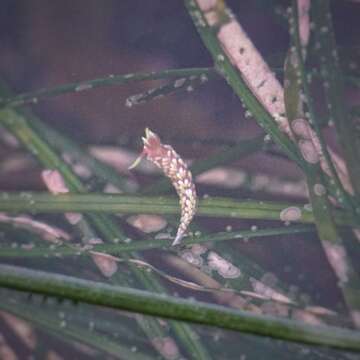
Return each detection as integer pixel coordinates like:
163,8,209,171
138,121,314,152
200,74,208,82
280,206,302,222
127,215,167,233
207,251,241,279
72,163,92,178
88,238,118,277
41,169,69,194
181,251,203,267
191,244,207,255
174,78,186,88
322,242,349,284
314,183,326,196
303,203,312,211
250,278,293,304
292,118,311,139
0,214,71,242
65,213,83,225
352,311,360,328
196,167,246,188
125,98,133,107
297,0,311,48
75,83,93,92
299,140,319,164
151,337,179,360
196,0,217,12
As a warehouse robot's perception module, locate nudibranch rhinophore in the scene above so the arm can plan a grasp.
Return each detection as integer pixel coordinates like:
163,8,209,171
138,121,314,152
129,128,197,245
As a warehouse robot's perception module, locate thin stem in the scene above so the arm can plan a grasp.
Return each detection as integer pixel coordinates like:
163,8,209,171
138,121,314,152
290,1,355,213
0,192,356,226
0,224,315,258
0,68,217,108
0,264,359,352
312,1,360,199
183,0,305,169
291,0,360,327
0,298,152,360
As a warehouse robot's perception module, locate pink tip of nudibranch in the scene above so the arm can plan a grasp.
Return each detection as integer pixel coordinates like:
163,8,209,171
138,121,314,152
142,128,165,158
128,128,164,169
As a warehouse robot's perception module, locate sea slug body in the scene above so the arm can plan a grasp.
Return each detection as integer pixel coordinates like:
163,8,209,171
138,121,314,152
129,128,197,245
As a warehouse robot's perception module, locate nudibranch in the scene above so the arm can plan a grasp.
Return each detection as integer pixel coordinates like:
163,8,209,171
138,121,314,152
129,128,197,245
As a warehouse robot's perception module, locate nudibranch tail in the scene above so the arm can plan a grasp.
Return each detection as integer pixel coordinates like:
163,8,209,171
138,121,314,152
130,128,197,246
173,230,185,246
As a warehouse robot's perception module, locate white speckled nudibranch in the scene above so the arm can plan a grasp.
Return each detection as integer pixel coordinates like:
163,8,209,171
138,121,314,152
129,128,197,245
